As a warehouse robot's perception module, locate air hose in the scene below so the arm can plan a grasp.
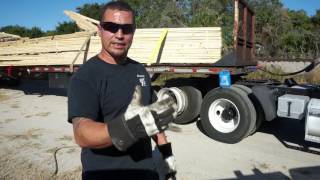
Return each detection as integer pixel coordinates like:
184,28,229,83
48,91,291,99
257,58,320,76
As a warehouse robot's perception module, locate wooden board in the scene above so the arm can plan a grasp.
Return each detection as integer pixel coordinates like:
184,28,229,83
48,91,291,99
0,32,91,47
0,51,99,66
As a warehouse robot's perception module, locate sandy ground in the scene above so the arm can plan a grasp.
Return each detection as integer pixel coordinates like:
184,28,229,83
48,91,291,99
0,87,320,180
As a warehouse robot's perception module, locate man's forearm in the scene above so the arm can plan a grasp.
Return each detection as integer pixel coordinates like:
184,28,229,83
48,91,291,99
72,117,113,148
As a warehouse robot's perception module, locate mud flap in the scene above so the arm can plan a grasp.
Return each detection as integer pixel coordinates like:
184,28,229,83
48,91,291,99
252,85,277,121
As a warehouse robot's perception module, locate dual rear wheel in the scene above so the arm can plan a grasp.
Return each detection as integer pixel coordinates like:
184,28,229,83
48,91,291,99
200,86,258,143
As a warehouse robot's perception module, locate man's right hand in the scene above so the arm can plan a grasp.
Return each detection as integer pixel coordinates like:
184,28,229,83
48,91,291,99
107,86,177,151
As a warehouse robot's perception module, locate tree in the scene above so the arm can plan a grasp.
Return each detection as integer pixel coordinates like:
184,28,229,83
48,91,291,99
311,10,320,56
311,9,320,27
247,0,318,58
76,3,102,20
0,25,44,38
248,0,288,56
29,27,44,38
0,25,30,37
54,21,79,35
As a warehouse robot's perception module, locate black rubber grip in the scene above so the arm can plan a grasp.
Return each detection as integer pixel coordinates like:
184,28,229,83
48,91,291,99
158,143,173,159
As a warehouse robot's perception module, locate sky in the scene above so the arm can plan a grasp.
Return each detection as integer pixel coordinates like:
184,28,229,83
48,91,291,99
0,0,319,31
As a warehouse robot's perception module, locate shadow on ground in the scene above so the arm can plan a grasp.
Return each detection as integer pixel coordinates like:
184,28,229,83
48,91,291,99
218,166,320,180
258,118,320,155
0,79,67,96
196,117,320,156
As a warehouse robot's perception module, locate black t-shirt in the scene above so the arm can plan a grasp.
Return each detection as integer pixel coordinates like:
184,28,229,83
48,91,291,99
68,55,156,173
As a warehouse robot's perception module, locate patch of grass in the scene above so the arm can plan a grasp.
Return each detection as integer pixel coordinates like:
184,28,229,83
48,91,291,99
245,66,320,84
258,162,270,170
58,135,73,142
152,73,208,86
303,66,320,84
10,104,19,108
35,112,50,117
46,148,56,154
66,148,77,154
4,118,15,123
3,128,42,141
0,92,9,102
24,115,33,118
26,142,42,149
57,166,82,180
0,137,81,180
246,66,283,82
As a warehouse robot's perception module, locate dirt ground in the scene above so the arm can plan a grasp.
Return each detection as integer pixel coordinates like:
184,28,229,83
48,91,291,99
0,86,320,180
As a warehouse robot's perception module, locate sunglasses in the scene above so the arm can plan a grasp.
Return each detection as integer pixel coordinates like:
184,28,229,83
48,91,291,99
100,22,135,34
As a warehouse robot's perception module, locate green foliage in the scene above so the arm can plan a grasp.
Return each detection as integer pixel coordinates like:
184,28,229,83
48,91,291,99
0,25,31,37
54,21,79,35
0,25,44,38
76,3,102,20
44,30,57,36
248,0,319,58
120,0,188,28
311,10,320,26
29,27,44,38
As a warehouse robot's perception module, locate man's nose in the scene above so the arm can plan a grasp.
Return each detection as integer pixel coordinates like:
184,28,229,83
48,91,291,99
115,28,124,39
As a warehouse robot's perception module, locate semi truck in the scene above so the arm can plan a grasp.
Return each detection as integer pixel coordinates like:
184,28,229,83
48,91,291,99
0,0,319,144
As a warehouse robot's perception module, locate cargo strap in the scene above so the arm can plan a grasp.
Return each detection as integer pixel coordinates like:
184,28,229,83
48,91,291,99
147,29,168,65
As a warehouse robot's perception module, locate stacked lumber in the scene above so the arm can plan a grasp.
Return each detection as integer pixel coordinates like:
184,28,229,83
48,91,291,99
84,27,222,65
0,32,21,42
63,10,98,32
0,27,222,67
132,27,221,64
0,32,92,66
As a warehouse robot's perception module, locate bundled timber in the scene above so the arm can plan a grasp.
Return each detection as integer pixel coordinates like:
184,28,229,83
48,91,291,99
0,31,93,66
64,10,98,32
0,11,222,67
0,32,21,42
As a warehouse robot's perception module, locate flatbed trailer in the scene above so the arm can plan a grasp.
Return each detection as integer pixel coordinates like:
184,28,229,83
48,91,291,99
1,0,319,144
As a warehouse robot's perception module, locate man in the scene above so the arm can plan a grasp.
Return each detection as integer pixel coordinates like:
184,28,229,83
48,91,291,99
68,1,177,180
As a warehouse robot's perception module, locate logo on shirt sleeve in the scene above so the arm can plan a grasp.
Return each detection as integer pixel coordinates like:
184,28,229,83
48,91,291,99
137,74,147,87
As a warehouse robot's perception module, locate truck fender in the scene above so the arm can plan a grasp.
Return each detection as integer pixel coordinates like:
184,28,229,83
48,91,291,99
251,85,278,121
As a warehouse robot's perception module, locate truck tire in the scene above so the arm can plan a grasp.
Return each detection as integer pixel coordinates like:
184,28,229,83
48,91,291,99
175,86,202,124
232,84,264,134
200,87,256,143
157,86,202,124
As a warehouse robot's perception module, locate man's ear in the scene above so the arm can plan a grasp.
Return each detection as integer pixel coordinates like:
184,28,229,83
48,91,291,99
97,24,102,37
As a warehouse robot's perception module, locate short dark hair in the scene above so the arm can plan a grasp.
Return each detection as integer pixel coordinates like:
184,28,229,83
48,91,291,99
100,1,135,23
